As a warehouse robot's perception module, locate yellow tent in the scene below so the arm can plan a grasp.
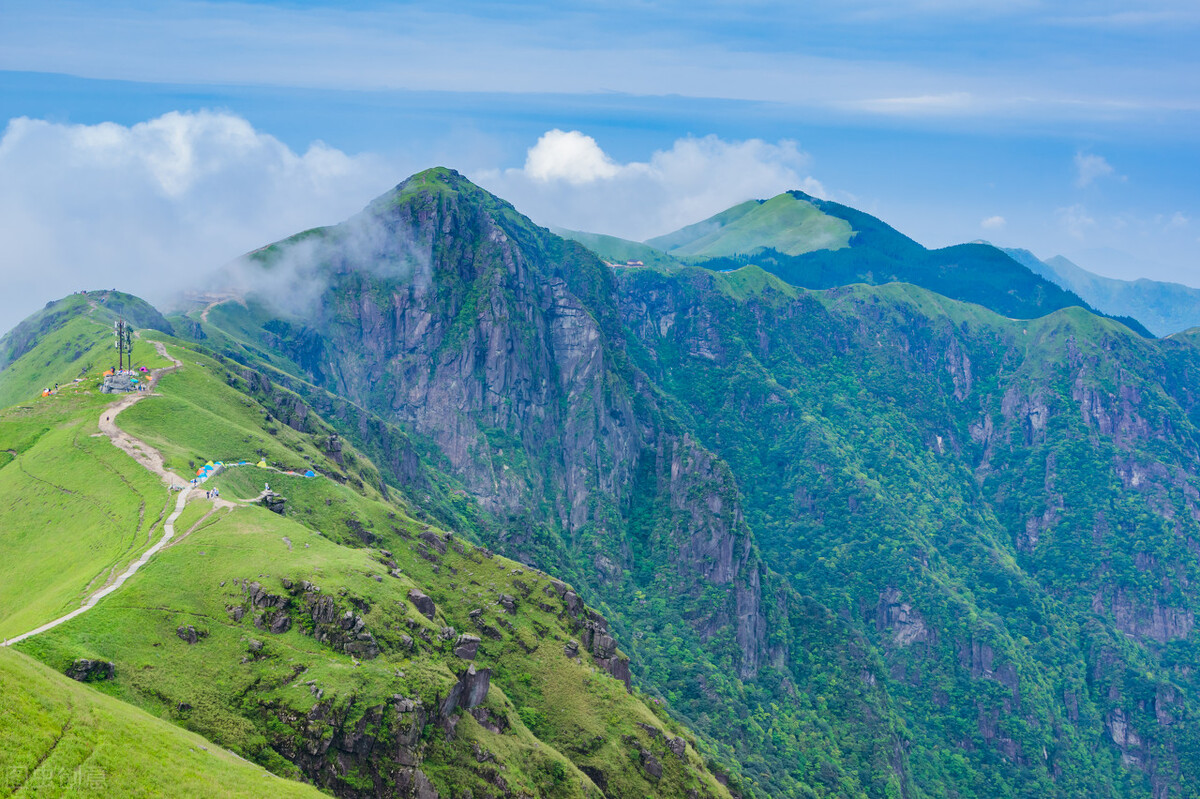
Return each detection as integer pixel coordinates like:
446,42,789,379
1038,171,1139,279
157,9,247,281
256,460,268,468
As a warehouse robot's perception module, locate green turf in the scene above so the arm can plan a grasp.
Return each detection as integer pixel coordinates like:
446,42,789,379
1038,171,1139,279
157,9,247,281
0,296,173,410
0,647,327,798
552,228,682,269
707,263,800,302
647,193,854,258
118,344,334,478
0,386,169,639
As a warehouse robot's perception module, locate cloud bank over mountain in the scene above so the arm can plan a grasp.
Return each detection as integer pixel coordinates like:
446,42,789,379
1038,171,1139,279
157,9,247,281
0,113,834,332
0,110,393,332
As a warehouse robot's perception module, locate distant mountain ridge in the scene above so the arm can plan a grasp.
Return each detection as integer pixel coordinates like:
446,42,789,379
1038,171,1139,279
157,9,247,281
559,191,1152,333
1003,247,1200,336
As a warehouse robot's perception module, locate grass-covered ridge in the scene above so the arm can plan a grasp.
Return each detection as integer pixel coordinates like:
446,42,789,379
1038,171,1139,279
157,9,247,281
0,355,172,639
0,647,325,798
647,192,855,258
0,299,732,798
0,292,171,409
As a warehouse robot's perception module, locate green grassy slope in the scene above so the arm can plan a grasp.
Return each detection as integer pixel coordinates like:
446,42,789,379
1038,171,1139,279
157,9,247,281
642,191,1145,327
0,647,325,798
0,386,169,639
119,344,346,480
0,295,170,409
1,300,731,798
647,193,854,258
552,228,682,269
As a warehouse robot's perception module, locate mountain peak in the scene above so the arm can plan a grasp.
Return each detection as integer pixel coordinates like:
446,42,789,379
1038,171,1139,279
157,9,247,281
646,191,854,257
364,167,534,236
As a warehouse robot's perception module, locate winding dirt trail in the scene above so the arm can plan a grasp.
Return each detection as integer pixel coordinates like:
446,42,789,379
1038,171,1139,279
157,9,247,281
3,342,198,647
3,339,312,647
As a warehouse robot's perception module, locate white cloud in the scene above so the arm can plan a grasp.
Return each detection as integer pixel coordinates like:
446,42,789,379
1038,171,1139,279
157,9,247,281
474,130,823,241
981,215,1007,230
0,111,395,333
524,130,620,184
1057,204,1096,238
1074,151,1117,187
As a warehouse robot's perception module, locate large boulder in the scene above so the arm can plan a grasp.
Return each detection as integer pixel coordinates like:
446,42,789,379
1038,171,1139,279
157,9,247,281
454,634,481,660
407,589,436,620
439,664,492,719
66,659,115,682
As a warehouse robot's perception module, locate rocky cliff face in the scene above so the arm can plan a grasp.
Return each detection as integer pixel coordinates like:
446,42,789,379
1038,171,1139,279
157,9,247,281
202,171,1200,798
240,169,769,685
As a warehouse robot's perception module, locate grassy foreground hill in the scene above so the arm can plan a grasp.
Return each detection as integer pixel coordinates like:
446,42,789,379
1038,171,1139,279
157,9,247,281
0,647,327,798
0,301,733,798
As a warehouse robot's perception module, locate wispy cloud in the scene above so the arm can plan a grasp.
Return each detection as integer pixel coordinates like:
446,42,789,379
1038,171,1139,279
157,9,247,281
981,215,1006,230
849,92,976,116
1074,151,1119,187
1057,204,1096,238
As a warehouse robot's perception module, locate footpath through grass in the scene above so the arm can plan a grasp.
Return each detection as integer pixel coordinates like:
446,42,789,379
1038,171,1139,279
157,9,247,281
0,386,169,639
119,344,337,478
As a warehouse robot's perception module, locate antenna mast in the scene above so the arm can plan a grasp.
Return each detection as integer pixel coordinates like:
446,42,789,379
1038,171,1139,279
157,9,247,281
114,319,132,371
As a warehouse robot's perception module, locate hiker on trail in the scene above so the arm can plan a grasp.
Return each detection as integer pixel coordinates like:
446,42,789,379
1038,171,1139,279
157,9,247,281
265,482,269,492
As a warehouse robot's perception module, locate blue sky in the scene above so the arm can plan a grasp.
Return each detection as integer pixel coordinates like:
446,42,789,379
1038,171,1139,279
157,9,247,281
0,0,1197,330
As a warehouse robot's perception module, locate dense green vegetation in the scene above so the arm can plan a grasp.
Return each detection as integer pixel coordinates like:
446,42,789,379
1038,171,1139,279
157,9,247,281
175,170,1200,797
616,269,1200,796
